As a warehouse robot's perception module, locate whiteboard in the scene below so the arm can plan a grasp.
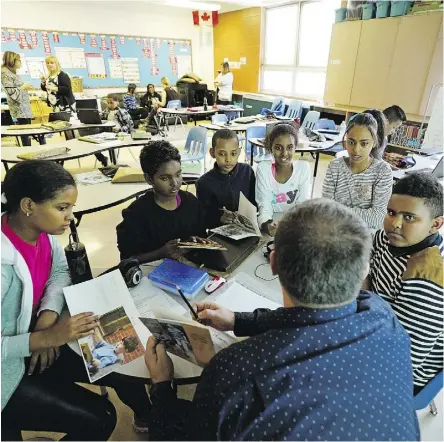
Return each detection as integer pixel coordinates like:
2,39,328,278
422,85,443,151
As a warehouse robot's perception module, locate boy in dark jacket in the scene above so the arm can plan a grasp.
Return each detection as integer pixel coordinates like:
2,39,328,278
196,129,256,228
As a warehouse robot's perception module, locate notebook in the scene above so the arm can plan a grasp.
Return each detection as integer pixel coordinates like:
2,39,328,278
17,146,69,160
148,259,210,299
112,167,145,183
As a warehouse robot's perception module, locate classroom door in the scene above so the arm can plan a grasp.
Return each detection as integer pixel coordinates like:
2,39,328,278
323,21,362,106
384,12,442,115
350,17,400,109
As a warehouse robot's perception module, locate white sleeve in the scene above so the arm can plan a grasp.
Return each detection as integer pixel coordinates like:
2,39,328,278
295,162,311,203
256,163,274,227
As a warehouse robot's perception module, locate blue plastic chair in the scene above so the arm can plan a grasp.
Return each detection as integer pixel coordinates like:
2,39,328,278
181,126,209,172
261,97,285,116
167,100,185,132
414,370,443,415
245,125,267,163
315,118,336,130
301,111,320,130
211,114,228,124
285,100,302,119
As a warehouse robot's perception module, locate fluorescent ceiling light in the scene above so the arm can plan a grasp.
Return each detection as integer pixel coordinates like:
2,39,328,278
165,1,221,10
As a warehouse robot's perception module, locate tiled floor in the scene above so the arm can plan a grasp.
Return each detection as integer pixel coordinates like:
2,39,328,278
4,125,443,441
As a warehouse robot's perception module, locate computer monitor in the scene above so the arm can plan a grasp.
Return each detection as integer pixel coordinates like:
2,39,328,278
76,98,98,110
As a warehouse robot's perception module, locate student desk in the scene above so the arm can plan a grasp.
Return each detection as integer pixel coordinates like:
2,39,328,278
392,153,443,180
1,138,148,171
68,246,281,385
1,121,116,145
160,106,244,126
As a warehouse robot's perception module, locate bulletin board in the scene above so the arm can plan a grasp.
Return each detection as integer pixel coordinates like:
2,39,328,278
0,28,193,88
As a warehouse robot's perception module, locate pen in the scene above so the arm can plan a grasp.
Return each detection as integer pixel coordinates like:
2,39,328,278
174,284,202,323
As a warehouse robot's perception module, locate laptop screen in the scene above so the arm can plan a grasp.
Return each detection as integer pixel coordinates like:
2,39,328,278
432,156,444,179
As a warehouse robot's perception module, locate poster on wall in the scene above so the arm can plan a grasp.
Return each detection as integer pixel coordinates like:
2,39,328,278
121,58,140,83
85,53,107,78
26,57,47,79
108,59,123,79
55,47,86,69
176,55,192,79
17,53,29,75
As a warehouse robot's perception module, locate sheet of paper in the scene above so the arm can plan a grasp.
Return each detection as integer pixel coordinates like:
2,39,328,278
64,271,148,382
108,59,123,79
16,53,28,75
75,171,111,185
121,58,140,83
238,192,261,236
26,57,47,79
55,47,86,69
85,53,107,78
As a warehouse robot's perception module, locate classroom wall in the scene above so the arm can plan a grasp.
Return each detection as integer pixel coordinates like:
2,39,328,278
213,8,262,93
1,1,214,97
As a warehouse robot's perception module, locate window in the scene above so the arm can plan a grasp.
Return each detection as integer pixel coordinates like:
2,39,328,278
261,0,340,100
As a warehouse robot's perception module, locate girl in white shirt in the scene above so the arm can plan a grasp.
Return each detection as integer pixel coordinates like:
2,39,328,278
256,123,311,236
214,62,233,104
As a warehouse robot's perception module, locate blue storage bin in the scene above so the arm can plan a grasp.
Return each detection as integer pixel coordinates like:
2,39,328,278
362,3,376,19
390,0,412,16
376,0,391,17
335,8,347,22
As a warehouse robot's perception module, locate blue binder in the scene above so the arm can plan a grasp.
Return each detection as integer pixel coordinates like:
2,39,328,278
148,259,210,299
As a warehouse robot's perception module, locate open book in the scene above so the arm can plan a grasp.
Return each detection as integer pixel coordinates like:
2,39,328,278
210,192,261,240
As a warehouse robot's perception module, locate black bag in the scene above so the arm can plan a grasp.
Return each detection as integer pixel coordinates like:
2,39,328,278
165,87,180,105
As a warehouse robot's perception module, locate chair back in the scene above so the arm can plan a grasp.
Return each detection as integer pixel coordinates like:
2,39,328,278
285,100,302,119
315,118,336,130
301,110,320,130
270,97,285,113
184,126,208,160
245,125,267,156
167,100,181,109
413,371,443,410
211,114,228,124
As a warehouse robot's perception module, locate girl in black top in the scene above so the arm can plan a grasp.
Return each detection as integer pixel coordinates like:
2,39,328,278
116,141,208,262
141,84,162,109
41,56,75,111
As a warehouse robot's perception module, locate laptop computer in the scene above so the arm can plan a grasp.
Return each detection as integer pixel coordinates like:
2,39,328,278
48,111,71,122
77,109,102,125
186,234,260,273
407,156,444,179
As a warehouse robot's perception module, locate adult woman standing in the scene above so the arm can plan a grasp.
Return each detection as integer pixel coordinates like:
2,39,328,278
214,62,233,105
1,51,34,146
41,56,75,111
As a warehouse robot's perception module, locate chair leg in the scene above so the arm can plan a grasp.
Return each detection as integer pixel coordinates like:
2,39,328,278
127,146,137,162
429,400,438,416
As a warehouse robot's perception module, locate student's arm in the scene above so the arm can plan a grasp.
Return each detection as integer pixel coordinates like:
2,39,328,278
1,71,25,102
295,161,312,203
57,72,72,96
248,168,257,207
401,247,444,372
322,162,336,199
196,179,220,228
255,163,274,229
349,163,393,230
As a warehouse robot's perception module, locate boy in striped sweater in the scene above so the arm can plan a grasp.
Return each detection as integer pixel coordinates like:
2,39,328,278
366,172,443,394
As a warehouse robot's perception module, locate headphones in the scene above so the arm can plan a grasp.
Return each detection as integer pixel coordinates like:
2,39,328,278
263,241,274,262
102,258,143,288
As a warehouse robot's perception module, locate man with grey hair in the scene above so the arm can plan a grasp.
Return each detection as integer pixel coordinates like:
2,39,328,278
145,199,419,441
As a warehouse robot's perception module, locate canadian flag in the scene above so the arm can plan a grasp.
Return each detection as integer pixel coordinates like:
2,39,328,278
192,10,218,26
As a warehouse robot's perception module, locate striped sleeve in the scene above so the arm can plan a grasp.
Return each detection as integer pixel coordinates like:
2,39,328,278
321,161,335,199
349,162,393,230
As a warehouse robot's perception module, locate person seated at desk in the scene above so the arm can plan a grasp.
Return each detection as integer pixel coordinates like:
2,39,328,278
322,113,393,232
144,198,420,441
102,93,134,133
365,172,443,395
1,160,152,439
116,140,208,263
256,123,311,237
384,105,407,136
196,129,256,228
123,83,148,123
141,83,162,109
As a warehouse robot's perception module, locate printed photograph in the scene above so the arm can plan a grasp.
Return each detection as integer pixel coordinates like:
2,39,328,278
79,306,144,382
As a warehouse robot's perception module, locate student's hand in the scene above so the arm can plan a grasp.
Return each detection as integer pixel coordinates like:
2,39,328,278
28,347,60,375
189,236,212,245
49,311,99,347
263,220,278,237
193,302,235,331
144,336,173,383
41,76,46,84
162,239,186,260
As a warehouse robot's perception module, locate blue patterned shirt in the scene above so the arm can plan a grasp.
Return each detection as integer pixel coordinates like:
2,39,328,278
123,93,138,110
149,292,419,441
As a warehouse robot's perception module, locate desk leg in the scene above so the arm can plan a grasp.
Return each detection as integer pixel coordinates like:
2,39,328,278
311,153,320,198
69,219,79,239
37,134,47,145
109,149,117,165
250,145,254,166
2,161,9,172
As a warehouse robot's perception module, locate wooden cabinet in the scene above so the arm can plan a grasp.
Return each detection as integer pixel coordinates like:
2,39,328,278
324,21,362,106
385,13,442,114
350,17,400,109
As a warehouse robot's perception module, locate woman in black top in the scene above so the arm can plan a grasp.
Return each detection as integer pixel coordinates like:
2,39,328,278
141,84,162,109
116,141,208,262
41,56,75,111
